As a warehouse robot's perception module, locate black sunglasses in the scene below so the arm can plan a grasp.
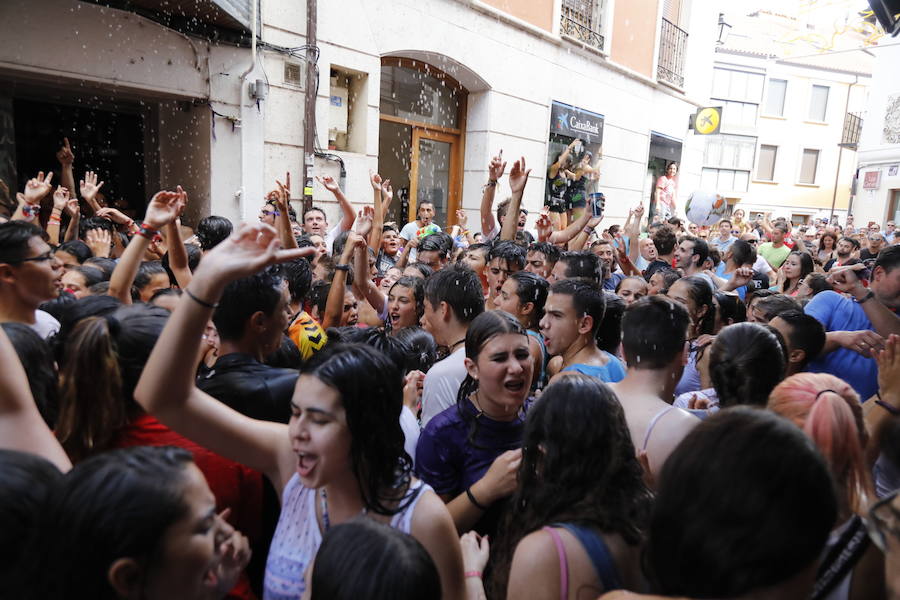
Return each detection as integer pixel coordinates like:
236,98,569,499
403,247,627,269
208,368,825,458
7,251,55,265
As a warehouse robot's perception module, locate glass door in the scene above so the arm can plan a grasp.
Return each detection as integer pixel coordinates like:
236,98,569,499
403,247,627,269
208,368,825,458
410,129,458,229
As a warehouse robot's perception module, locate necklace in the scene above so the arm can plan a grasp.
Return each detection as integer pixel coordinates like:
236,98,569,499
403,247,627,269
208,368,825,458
449,337,466,351
320,488,367,532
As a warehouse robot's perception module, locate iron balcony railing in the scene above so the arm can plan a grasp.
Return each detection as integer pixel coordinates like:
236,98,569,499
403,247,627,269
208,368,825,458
839,112,864,149
657,18,688,88
560,0,605,52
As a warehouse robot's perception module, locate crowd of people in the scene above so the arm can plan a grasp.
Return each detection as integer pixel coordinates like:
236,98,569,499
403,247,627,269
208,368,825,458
0,141,899,600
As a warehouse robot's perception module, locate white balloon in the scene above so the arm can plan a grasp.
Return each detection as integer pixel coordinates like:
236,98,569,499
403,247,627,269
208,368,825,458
685,191,728,226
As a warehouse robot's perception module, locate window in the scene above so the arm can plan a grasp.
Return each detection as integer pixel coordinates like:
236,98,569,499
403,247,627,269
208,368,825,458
790,214,810,225
711,68,765,103
799,149,820,184
809,85,829,122
702,133,756,192
329,66,368,153
714,99,758,128
765,79,787,117
757,144,777,181
560,0,605,50
701,168,750,192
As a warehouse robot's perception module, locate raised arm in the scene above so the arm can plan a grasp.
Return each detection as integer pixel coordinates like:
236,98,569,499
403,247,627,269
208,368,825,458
829,264,900,339
56,138,82,212
46,186,69,244
368,171,385,252
12,172,53,222
380,179,395,221
316,174,355,233
322,236,360,329
0,327,71,472
864,334,900,466
78,169,105,216
480,152,506,238
273,176,299,250
108,190,181,303
352,226,387,317
552,210,593,248
500,156,530,241
163,186,193,288
134,223,313,490
627,204,644,265
63,196,81,242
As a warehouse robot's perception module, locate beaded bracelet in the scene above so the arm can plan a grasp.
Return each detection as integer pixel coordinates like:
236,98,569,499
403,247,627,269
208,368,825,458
135,222,163,243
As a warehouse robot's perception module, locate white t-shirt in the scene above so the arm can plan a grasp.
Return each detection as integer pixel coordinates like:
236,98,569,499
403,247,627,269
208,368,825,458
400,406,420,468
400,220,441,241
325,223,342,255
421,347,466,427
31,310,60,339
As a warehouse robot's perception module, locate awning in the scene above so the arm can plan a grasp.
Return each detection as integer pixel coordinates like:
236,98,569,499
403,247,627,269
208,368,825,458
79,0,255,46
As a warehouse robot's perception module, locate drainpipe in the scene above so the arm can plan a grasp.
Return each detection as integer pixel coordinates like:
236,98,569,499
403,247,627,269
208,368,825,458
830,75,857,220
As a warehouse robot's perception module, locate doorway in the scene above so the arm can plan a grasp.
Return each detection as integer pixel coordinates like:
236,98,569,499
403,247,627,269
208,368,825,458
647,132,683,222
378,58,466,229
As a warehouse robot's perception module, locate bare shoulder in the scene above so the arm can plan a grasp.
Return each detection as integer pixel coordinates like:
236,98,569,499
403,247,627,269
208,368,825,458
410,486,455,536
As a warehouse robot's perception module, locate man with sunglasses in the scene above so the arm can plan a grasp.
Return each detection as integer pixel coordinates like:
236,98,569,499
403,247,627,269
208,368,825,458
0,221,64,338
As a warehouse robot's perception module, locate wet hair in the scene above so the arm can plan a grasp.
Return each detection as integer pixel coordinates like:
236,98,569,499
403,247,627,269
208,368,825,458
655,268,681,293
875,244,900,273
388,276,426,327
651,225,677,256
52,295,123,363
337,327,411,371
527,241,561,266
753,293,801,322
706,247,721,269
713,292,746,328
683,237,709,267
78,216,116,240
38,290,77,323
2,323,59,427
0,220,44,263
670,276,716,336
308,279,331,318
615,275,649,295
133,261,167,291
771,309,825,369
621,296,690,369
332,230,352,257
418,233,451,259
281,257,313,304
782,251,814,292
195,215,233,250
508,271,549,329
549,278,606,337
487,240,526,270
311,518,441,600
0,449,63,597
265,335,302,369
490,374,652,598
557,251,601,284
56,304,169,461
839,236,861,251
82,257,117,279
393,327,439,374
769,373,870,514
161,244,202,285
404,262,434,279
213,267,284,341
69,266,105,290
728,239,756,267
39,446,195,599
596,292,625,355
149,287,182,305
709,322,785,408
461,242,490,263
801,272,832,296
646,407,836,598
423,264,485,325
56,240,92,264
303,344,412,515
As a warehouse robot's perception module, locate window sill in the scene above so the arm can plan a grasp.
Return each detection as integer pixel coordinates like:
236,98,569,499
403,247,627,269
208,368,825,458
560,33,608,59
803,120,829,126
795,182,820,187
760,114,787,120
752,179,779,185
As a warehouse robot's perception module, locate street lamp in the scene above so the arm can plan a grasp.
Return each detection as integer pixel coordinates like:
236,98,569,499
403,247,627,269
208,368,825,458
717,13,732,45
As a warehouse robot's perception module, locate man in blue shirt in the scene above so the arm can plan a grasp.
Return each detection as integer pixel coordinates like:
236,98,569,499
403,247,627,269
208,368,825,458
804,246,900,400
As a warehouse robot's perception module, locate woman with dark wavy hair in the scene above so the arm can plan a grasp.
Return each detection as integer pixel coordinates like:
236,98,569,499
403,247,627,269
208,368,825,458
488,374,651,599
134,223,465,600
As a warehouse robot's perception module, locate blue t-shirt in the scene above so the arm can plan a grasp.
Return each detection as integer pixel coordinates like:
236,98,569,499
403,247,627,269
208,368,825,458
603,272,626,292
804,291,878,401
715,262,747,300
562,352,627,383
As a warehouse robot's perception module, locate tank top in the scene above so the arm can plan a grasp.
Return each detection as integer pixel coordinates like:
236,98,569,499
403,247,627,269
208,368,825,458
526,329,548,390
263,475,429,599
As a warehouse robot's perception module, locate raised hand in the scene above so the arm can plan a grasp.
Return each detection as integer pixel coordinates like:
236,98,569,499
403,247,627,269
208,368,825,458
316,174,340,194
827,263,867,295
273,180,290,213
488,151,507,181
24,171,54,205
52,186,70,211
85,228,112,258
876,334,900,402
369,170,383,191
212,509,252,596
455,209,468,228
508,156,531,195
79,171,105,203
56,138,75,167
356,206,374,238
195,222,315,286
64,197,80,218
143,190,183,230
381,178,393,200
730,266,753,289
175,185,189,217
535,210,554,240
96,207,131,226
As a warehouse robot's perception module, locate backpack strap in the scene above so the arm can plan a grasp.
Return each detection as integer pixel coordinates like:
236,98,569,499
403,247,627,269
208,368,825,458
557,523,623,591
811,515,871,600
543,526,569,599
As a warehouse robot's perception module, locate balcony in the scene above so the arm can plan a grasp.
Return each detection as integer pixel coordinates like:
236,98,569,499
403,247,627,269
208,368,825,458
560,0,605,52
657,18,688,88
839,112,864,150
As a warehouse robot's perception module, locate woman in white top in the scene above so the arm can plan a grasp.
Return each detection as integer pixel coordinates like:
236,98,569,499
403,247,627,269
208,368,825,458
134,222,464,600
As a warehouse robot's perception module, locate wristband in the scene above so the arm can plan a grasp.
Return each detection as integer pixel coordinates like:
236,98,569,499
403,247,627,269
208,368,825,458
21,204,40,220
583,226,595,235
875,399,900,416
464,571,482,579
48,216,62,225
135,222,163,243
856,290,875,305
466,486,488,511
334,263,351,272
184,288,220,309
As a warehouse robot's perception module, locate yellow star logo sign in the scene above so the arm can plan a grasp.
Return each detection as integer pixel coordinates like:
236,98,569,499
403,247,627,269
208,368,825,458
694,107,722,135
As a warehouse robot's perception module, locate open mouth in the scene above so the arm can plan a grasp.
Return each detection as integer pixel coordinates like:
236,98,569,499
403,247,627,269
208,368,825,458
297,452,318,478
504,379,525,392
390,312,401,326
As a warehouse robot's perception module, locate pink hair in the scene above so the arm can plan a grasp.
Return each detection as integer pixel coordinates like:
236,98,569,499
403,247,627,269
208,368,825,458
768,373,870,513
